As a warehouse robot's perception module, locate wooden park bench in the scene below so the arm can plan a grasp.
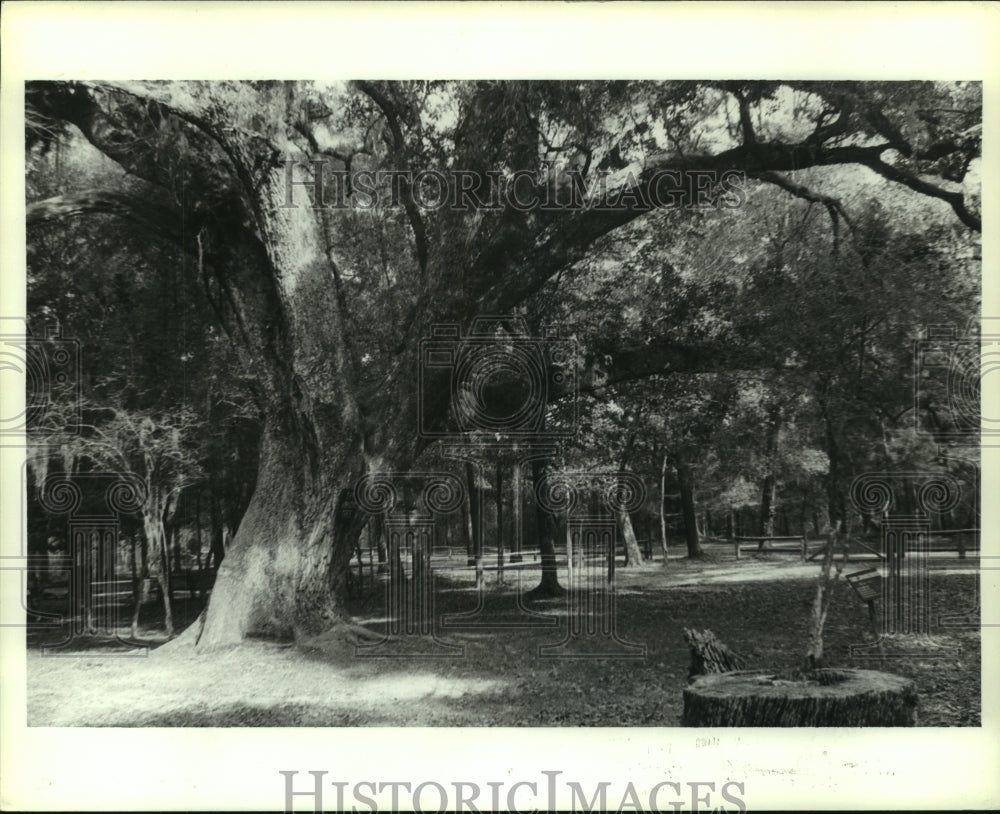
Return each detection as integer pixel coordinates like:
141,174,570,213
845,567,882,642
731,534,814,561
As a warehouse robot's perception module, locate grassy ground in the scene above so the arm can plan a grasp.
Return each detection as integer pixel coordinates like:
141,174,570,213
26,546,981,726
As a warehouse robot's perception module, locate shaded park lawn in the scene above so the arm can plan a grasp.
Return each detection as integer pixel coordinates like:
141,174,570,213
26,550,981,727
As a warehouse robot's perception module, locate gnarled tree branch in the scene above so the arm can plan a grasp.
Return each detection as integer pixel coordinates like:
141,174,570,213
353,80,430,278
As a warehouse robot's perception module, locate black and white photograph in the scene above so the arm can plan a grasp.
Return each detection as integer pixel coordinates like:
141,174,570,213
2,2,998,811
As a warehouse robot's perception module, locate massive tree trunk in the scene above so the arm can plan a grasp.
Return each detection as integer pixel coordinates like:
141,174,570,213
28,82,446,651
197,425,346,646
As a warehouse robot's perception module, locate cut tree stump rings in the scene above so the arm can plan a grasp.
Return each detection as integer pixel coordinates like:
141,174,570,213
682,668,918,726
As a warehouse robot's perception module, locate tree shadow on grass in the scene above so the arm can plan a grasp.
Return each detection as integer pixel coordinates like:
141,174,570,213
26,573,981,726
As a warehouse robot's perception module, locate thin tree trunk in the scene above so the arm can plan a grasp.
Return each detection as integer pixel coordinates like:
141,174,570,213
166,524,177,603
129,533,138,604
618,504,643,566
463,477,475,558
158,569,174,638
144,508,175,638
759,404,782,538
805,523,845,669
208,480,226,571
369,514,386,573
525,452,564,599
617,433,644,567
660,454,669,566
677,462,702,558
194,491,204,600
820,399,847,530
171,519,183,577
130,530,152,639
465,461,484,589
495,458,505,584
130,585,144,640
139,531,149,580
511,460,523,561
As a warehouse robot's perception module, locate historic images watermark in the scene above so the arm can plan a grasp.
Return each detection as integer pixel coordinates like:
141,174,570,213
417,317,577,440
847,471,964,658
838,318,996,656
2,318,149,654
532,469,647,659
913,318,1000,441
911,319,997,633
0,317,80,442
280,770,747,813
33,472,150,656
281,160,748,212
352,469,467,658
1,318,86,649
348,315,647,657
419,316,577,642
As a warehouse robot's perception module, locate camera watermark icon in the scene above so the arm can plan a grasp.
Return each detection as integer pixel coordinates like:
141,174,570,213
847,471,964,659
437,442,560,632
29,472,149,656
930,449,992,631
0,317,80,442
914,318,1000,440
534,470,647,660
417,316,577,439
353,470,466,658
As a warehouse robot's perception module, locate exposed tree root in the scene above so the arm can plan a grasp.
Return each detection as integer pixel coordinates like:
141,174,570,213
523,582,568,601
295,619,384,658
152,610,206,656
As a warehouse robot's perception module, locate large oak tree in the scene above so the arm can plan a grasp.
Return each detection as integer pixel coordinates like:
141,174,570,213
25,80,981,649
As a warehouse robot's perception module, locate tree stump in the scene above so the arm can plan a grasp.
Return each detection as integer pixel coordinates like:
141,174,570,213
682,668,918,726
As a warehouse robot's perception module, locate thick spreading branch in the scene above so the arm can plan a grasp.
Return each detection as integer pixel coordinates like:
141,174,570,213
865,157,980,231
26,191,187,245
750,170,853,252
473,134,978,315
29,81,369,455
353,80,430,278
